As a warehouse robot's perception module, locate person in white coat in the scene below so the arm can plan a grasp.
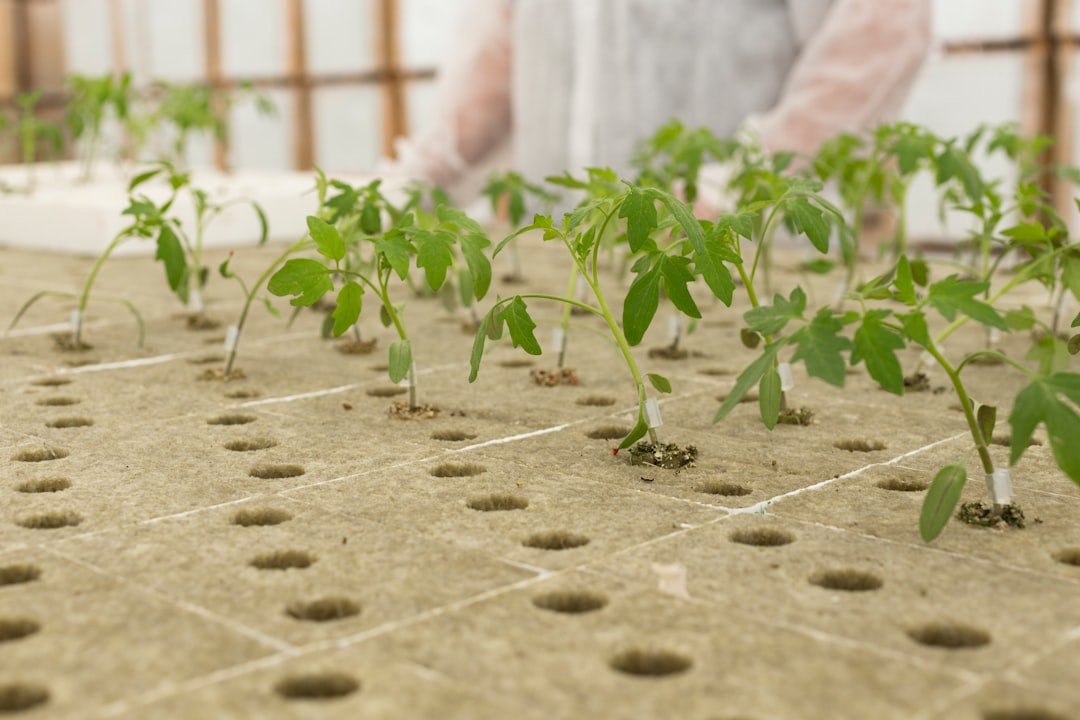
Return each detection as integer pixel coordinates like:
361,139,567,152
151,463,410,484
394,0,933,202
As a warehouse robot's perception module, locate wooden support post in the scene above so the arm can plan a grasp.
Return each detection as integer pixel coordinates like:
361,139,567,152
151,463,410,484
286,0,313,170
203,0,227,169
376,0,407,159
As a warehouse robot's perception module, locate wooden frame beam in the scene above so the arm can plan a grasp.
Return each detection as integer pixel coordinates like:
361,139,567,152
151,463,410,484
285,0,313,170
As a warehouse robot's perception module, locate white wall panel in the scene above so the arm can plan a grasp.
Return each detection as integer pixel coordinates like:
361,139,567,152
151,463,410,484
312,86,381,173
221,0,286,78
400,0,465,68
59,0,113,76
931,0,1035,43
228,89,293,170
406,79,436,137
305,0,377,74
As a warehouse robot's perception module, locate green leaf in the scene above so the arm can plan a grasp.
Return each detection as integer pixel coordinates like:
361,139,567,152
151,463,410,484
414,231,455,291
388,340,412,383
893,256,916,305
899,310,932,347
714,343,782,423
379,303,393,328
458,234,492,300
375,234,413,280
155,224,187,297
740,328,761,349
267,258,334,307
789,311,853,387
128,167,162,192
976,402,996,446
623,262,661,347
657,192,735,305
619,186,658,253
786,197,831,252
218,257,235,279
499,297,541,355
759,368,782,430
1004,306,1036,331
469,312,492,383
745,287,806,336
909,257,930,287
1069,334,1080,356
851,310,905,395
927,275,1007,330
646,373,672,394
920,465,967,542
332,281,363,337
360,202,381,235
617,412,650,451
307,215,345,261
1009,374,1080,481
252,203,269,246
658,255,701,320
1026,334,1070,375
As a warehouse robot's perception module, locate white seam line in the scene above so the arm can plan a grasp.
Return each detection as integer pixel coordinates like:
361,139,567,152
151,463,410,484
238,384,359,407
57,352,192,374
727,432,967,515
453,423,574,452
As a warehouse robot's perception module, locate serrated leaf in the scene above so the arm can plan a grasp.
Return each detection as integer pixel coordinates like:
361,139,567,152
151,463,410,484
332,281,363,336
714,344,782,423
459,234,492,300
267,258,333,307
852,310,905,394
1004,306,1036,331
1026,334,1070,375
927,275,1007,329
388,340,412,383
469,313,491,383
655,192,735,305
499,297,541,355
900,310,932,347
909,257,930,287
1009,374,1080,481
920,465,967,542
759,368,782,430
414,231,455,291
375,234,413,279
658,255,701,320
976,402,996,446
789,311,852,387
307,215,345,261
786,197,831,252
155,225,187,296
646,373,672,394
619,186,658,253
740,328,761,349
894,256,916,305
745,287,806,336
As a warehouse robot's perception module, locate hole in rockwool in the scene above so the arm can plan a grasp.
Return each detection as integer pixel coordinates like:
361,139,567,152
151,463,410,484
249,464,305,479
1052,548,1080,567
729,527,795,547
225,389,261,399
11,448,69,463
498,358,534,368
16,511,82,530
45,417,94,429
0,565,41,586
0,683,49,712
430,462,486,478
188,355,224,365
0,618,41,643
34,397,80,407
876,477,929,492
466,494,529,512
609,648,692,677
586,425,631,440
232,508,293,527
274,673,359,700
532,590,608,614
366,386,407,397
32,377,72,387
431,429,478,442
833,439,886,452
522,531,591,550
576,395,616,407
286,597,361,622
15,477,71,493
982,709,1070,720
907,622,990,649
225,438,278,452
250,550,316,570
697,481,752,497
208,414,257,426
809,569,883,592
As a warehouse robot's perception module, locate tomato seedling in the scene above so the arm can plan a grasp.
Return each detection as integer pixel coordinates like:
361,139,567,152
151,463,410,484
66,72,132,181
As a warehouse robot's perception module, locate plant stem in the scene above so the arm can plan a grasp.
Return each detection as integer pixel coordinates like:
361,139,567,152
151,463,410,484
377,272,415,410
923,342,994,478
75,227,136,346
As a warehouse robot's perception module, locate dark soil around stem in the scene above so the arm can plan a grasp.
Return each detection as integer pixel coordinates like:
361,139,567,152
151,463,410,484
200,369,247,381
530,368,580,386
957,501,1027,530
51,334,92,352
336,338,377,355
501,273,526,285
777,407,815,426
388,401,441,419
627,442,698,471
648,342,689,360
187,313,221,331
903,372,931,392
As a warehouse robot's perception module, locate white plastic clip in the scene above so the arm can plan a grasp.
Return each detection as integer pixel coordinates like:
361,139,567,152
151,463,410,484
985,468,1013,506
988,327,1001,345
574,275,588,300
190,287,204,313
921,351,937,369
69,309,82,331
224,325,240,352
552,328,566,353
645,398,663,428
667,314,681,341
778,363,795,392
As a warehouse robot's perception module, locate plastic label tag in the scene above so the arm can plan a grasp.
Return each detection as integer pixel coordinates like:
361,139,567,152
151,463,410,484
667,314,680,340
574,275,588,300
224,325,240,352
190,287,204,313
552,328,566,353
985,468,1012,506
778,363,795,392
988,327,1001,345
70,309,82,331
645,398,663,428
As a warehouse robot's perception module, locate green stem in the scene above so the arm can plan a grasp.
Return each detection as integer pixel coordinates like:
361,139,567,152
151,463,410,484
923,342,994,476
376,270,415,410
75,226,137,346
